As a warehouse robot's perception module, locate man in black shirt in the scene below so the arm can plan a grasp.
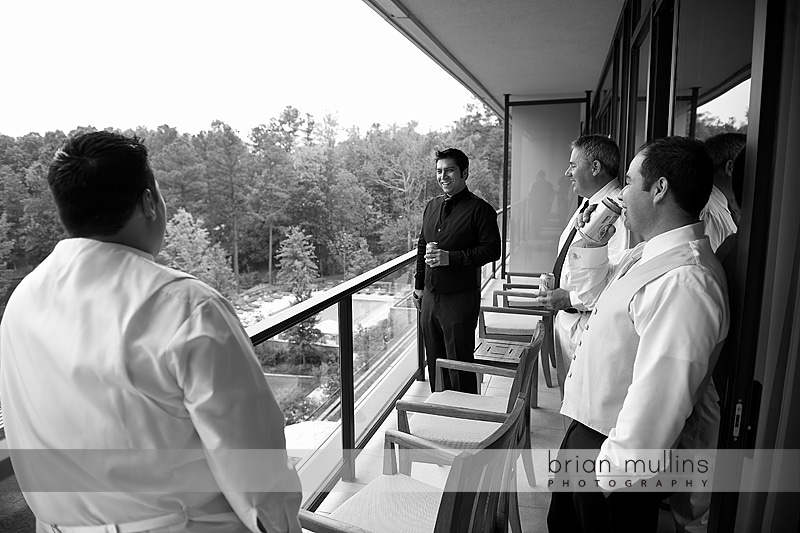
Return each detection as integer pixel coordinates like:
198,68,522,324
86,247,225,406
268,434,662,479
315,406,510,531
413,148,501,393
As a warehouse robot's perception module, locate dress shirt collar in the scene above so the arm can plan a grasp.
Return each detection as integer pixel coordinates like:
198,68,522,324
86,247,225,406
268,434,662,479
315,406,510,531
444,185,470,204
587,179,622,205
640,222,707,264
57,237,155,262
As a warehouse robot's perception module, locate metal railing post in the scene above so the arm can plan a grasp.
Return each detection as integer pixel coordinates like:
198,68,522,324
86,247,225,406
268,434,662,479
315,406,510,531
338,296,356,482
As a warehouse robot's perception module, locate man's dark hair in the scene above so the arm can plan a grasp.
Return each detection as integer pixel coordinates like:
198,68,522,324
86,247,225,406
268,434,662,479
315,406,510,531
571,134,621,179
435,148,469,174
704,132,746,170
639,136,714,218
47,131,157,237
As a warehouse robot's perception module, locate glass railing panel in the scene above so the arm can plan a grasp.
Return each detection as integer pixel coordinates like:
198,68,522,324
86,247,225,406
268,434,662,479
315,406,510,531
351,263,418,442
251,309,343,501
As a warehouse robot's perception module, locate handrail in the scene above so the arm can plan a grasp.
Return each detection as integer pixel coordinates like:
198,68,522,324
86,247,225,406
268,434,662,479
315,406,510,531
246,250,416,345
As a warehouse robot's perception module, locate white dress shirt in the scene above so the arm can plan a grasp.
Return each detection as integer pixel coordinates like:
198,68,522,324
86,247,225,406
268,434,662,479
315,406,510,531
554,180,629,371
699,185,737,252
0,239,301,532
565,223,729,490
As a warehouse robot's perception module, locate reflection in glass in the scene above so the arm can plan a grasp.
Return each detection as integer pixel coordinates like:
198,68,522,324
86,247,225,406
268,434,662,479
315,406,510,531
672,0,754,137
633,32,651,153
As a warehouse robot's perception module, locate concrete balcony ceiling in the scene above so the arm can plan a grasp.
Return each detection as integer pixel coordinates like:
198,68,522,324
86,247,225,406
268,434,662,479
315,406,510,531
363,0,754,112
363,0,627,114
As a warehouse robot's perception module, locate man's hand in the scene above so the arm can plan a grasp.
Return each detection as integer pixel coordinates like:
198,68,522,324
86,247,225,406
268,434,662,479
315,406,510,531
538,288,572,311
412,289,423,311
424,248,450,268
575,204,616,248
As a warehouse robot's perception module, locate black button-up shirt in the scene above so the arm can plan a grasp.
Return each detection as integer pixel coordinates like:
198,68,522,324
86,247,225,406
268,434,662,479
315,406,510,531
414,187,501,293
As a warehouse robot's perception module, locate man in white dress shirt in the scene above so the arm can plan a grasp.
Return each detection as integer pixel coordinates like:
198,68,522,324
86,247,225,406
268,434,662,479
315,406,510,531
699,133,745,250
0,132,302,532
538,135,628,386
547,136,729,533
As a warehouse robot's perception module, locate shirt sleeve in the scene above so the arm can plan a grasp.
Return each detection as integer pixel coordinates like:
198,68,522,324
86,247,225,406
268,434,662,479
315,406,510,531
564,244,615,309
595,269,728,490
414,203,431,290
448,202,501,267
700,204,737,252
168,297,302,533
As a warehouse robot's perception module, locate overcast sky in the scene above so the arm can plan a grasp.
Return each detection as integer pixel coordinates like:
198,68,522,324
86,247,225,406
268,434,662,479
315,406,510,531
0,0,477,138
0,0,749,139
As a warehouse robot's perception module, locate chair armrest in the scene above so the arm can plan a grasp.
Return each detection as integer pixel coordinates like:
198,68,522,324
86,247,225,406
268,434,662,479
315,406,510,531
395,399,508,424
502,283,539,290
480,305,550,317
505,271,545,283
299,509,372,533
493,289,542,307
383,428,458,474
436,359,516,378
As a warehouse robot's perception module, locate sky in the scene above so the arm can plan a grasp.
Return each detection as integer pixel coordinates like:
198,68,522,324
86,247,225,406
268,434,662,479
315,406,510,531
0,0,477,138
698,79,750,125
0,0,750,139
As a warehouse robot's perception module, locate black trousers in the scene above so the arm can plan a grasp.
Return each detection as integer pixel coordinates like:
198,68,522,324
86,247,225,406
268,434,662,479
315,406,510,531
420,288,480,394
547,420,667,533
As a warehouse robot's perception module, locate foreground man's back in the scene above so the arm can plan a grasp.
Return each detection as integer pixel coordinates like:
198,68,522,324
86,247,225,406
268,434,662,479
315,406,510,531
0,131,301,533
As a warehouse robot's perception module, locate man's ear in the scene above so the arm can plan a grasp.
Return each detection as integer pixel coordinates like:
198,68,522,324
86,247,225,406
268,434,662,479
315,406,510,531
724,159,735,177
463,167,469,181
591,160,601,175
140,189,158,220
652,176,669,204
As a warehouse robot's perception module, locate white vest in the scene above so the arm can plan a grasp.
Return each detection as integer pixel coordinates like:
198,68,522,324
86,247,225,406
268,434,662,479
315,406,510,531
561,242,721,436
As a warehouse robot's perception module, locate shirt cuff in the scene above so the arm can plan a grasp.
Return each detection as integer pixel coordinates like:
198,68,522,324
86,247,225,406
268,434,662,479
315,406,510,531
568,290,586,309
568,245,608,268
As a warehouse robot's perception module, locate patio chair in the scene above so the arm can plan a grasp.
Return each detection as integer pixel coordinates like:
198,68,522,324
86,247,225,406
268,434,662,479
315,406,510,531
298,396,528,533
395,322,544,496
481,271,559,390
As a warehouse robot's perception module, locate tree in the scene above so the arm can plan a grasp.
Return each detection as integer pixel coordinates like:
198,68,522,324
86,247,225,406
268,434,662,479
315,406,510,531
0,213,14,268
151,134,206,215
695,111,747,140
363,123,430,253
159,208,236,297
277,226,322,367
331,231,376,280
20,163,65,264
196,121,253,292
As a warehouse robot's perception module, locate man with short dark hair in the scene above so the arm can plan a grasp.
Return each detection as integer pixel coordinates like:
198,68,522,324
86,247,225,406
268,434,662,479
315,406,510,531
0,131,302,532
700,132,745,250
414,148,501,393
547,136,729,533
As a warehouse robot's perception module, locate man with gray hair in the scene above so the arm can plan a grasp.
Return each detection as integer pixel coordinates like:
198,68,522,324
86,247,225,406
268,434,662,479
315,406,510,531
538,134,628,385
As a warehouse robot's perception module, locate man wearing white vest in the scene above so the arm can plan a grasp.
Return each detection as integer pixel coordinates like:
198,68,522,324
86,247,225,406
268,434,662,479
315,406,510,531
538,135,628,386
547,136,729,533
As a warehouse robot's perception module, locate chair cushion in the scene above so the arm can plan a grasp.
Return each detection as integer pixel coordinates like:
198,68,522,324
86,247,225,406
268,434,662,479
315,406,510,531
330,474,442,533
407,392,507,448
483,312,541,337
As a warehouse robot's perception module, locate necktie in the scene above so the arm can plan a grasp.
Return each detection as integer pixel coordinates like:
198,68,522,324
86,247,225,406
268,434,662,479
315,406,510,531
553,200,589,288
439,197,452,225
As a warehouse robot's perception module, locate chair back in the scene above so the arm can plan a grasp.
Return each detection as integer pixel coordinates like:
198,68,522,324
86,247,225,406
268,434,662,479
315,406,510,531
505,321,544,413
434,396,527,533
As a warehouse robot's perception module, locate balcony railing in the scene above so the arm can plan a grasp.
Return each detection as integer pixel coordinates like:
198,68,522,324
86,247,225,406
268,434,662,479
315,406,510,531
246,208,505,509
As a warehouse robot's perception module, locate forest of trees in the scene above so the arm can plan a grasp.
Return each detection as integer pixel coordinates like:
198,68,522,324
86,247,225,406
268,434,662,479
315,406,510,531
0,103,504,306
0,106,742,423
